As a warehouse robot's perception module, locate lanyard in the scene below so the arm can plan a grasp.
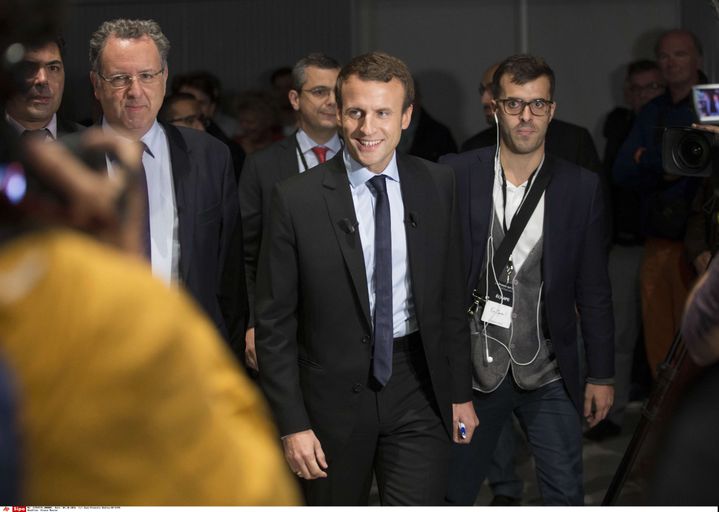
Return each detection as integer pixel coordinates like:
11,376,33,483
294,132,311,173
293,131,344,172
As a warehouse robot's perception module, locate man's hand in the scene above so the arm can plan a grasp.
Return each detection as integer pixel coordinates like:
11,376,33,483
21,129,144,255
244,327,258,371
584,383,614,428
282,429,328,480
632,146,646,164
452,401,479,444
693,250,712,276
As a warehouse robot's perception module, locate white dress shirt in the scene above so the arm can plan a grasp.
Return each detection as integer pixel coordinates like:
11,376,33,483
103,119,180,285
492,150,545,272
344,148,417,338
5,112,57,140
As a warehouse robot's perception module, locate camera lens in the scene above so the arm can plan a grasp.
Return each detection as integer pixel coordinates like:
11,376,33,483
676,132,711,170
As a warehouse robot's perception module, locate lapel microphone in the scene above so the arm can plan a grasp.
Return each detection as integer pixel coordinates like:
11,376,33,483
407,211,418,228
339,218,358,234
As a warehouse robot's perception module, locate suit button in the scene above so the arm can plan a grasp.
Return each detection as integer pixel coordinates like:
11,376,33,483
353,383,363,393
361,335,370,344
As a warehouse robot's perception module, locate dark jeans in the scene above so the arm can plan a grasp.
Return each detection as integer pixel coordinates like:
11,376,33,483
446,378,583,505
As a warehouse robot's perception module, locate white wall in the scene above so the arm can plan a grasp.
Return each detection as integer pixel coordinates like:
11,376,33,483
362,0,680,155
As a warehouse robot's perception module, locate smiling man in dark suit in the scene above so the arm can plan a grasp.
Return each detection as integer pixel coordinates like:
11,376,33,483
89,18,247,354
441,54,614,505
255,52,477,506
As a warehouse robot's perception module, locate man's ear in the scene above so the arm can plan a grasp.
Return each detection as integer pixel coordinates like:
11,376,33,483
401,103,414,129
288,89,300,112
90,71,100,99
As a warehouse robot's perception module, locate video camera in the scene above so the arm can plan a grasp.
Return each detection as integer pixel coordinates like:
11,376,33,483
663,84,719,179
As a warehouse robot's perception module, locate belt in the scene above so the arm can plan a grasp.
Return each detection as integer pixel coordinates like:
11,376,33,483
393,331,421,352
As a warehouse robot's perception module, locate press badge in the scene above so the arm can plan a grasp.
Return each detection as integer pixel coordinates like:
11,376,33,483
480,281,513,329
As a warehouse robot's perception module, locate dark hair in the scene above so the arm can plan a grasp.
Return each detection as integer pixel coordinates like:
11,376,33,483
159,92,198,122
26,35,65,57
89,19,170,74
270,66,292,85
626,59,659,79
291,53,340,91
491,54,555,100
335,51,414,111
654,29,703,58
171,71,221,103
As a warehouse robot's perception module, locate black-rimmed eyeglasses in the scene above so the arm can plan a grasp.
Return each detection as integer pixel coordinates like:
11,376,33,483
495,98,554,116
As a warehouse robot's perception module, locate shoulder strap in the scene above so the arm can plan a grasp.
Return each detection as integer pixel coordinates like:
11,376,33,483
474,164,552,300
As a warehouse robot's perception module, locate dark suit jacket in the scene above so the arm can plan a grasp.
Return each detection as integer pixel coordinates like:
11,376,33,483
56,117,85,138
255,152,472,452
162,122,248,356
440,146,613,413
238,135,299,325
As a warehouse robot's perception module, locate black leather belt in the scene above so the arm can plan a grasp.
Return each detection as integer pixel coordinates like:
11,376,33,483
393,331,421,352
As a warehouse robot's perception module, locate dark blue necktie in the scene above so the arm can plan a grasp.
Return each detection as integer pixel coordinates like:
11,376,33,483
139,144,152,261
367,175,393,386
112,144,151,260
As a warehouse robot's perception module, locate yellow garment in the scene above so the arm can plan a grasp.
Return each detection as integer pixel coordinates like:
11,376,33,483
0,230,300,505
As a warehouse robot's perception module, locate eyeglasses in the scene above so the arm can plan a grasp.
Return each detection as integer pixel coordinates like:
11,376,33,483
168,114,209,127
302,86,333,99
97,68,165,89
495,97,554,116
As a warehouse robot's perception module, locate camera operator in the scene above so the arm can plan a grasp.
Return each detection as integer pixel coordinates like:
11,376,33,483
612,29,706,379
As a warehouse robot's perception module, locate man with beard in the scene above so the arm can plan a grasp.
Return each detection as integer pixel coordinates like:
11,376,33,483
441,54,614,505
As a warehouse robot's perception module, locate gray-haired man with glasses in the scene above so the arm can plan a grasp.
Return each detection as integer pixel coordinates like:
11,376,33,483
239,53,341,373
440,54,614,505
89,18,248,358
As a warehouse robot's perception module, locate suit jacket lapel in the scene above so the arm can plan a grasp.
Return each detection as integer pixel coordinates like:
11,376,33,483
542,155,563,293
321,155,372,328
162,122,195,281
397,153,430,321
469,150,495,291
278,135,301,178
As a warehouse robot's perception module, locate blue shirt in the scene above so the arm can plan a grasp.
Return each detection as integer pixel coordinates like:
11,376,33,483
344,149,417,338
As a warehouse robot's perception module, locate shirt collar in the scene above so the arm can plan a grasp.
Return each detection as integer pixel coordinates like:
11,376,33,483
101,117,163,157
343,147,400,189
5,112,57,140
296,128,342,154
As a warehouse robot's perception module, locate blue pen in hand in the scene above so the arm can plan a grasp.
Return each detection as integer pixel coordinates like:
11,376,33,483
459,421,467,439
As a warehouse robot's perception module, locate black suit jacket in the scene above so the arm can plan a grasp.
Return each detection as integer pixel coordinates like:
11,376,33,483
56,117,85,138
238,135,299,325
162,123,248,355
441,147,613,413
255,152,472,451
